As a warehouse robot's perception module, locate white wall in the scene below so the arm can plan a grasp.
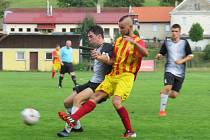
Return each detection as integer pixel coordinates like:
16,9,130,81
171,13,210,35
4,24,38,34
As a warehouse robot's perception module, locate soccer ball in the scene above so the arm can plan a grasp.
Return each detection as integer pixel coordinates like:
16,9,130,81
21,108,40,125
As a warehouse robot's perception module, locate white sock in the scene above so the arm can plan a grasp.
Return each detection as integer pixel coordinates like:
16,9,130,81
160,93,169,111
65,107,72,114
71,106,81,129
64,123,72,133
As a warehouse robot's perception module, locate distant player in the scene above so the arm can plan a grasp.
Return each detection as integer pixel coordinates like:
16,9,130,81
58,15,148,138
52,45,61,78
57,25,113,137
156,24,193,117
59,40,79,88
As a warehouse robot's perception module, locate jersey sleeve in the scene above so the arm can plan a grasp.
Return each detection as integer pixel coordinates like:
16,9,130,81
101,43,114,59
159,41,167,56
185,40,193,56
137,39,147,49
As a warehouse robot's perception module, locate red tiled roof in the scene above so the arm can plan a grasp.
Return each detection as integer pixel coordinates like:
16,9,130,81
37,24,55,29
132,7,174,23
4,8,129,24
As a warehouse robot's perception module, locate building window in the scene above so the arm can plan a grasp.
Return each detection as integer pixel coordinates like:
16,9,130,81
152,25,158,32
62,28,66,32
165,25,170,32
34,28,39,32
27,28,31,32
70,28,76,33
45,52,52,60
113,28,119,37
19,28,23,32
10,28,15,32
104,28,110,37
16,52,25,60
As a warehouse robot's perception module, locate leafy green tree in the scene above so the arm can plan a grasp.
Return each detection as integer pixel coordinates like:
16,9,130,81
203,44,210,60
0,0,9,18
189,23,204,43
159,0,183,6
57,0,144,7
76,15,96,47
57,0,97,7
104,0,144,7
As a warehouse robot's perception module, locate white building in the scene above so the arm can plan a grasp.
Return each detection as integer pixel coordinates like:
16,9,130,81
3,7,130,43
171,0,210,50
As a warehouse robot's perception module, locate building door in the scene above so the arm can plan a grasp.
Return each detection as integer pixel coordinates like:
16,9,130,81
30,52,38,71
0,52,2,70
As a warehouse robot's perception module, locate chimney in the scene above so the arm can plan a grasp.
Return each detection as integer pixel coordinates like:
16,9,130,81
47,0,50,16
129,5,132,14
50,5,53,16
175,0,178,7
96,3,101,14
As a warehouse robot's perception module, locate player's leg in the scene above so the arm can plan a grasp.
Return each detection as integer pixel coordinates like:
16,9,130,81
67,63,79,86
58,64,65,88
71,88,93,131
58,76,112,127
169,76,184,99
52,64,56,78
57,91,77,137
159,72,174,116
113,73,136,138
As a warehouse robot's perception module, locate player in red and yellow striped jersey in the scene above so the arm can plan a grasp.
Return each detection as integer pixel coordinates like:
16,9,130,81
52,45,61,78
58,15,148,138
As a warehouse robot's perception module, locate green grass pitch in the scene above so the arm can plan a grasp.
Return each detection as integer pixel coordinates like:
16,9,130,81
0,71,210,140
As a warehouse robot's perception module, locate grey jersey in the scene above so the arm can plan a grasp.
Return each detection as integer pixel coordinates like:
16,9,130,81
90,43,113,83
159,39,192,77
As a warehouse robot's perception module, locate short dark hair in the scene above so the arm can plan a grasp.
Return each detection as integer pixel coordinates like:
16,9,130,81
172,24,181,30
87,25,104,39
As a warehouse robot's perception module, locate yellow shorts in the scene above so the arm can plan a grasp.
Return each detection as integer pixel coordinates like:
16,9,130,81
52,63,61,71
96,73,135,101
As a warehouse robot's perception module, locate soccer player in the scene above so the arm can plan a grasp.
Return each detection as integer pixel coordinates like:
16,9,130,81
57,25,113,137
58,15,148,138
156,24,193,117
52,45,61,78
59,40,79,88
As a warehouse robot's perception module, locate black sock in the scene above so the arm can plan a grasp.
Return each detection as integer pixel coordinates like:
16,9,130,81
59,76,64,86
71,75,78,86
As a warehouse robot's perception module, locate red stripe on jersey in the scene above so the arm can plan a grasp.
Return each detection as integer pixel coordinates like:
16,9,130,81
115,41,128,75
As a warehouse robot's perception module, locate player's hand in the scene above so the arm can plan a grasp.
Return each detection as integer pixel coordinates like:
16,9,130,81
61,62,64,66
175,59,184,64
91,49,100,59
123,35,135,44
155,54,162,60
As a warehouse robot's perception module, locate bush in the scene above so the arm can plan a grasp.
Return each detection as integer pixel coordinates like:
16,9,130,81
203,44,210,60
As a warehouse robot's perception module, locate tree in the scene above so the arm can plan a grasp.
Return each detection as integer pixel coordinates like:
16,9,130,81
189,23,204,43
159,0,183,6
76,15,96,47
104,0,144,7
0,0,10,18
57,0,97,7
57,0,144,7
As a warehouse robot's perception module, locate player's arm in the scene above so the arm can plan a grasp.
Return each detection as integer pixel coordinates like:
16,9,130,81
91,49,113,65
123,35,148,57
156,41,167,60
175,40,193,64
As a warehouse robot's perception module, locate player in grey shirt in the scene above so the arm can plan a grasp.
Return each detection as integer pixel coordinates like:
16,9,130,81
57,25,113,137
156,24,193,117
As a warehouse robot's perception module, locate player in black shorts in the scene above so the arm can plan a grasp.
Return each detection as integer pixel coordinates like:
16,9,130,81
58,40,79,88
156,24,193,116
57,25,113,137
